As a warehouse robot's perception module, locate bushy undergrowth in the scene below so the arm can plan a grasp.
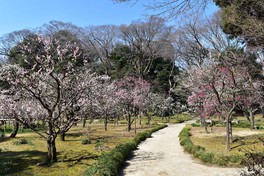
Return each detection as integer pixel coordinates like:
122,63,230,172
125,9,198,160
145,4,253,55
12,138,33,145
81,138,91,145
233,122,251,128
84,124,167,176
179,126,244,166
0,126,43,135
191,123,201,127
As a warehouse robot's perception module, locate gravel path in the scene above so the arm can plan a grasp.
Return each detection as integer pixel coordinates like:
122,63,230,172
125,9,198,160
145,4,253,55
120,122,240,176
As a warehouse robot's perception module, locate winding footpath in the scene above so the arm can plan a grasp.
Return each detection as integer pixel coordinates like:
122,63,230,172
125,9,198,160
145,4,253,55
120,122,240,176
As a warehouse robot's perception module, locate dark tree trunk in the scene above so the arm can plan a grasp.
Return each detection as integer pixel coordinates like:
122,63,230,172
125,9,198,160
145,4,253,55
83,117,86,128
4,120,6,131
226,113,233,151
60,132,65,141
10,121,19,138
47,136,57,163
226,119,231,151
226,105,235,151
128,114,131,132
40,120,58,165
104,116,108,131
201,118,209,134
166,116,171,123
147,113,151,124
134,116,137,134
38,135,57,166
245,109,255,130
249,110,255,130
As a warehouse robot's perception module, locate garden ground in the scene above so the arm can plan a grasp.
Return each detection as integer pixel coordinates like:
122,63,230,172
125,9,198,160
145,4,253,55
0,122,157,176
0,115,189,176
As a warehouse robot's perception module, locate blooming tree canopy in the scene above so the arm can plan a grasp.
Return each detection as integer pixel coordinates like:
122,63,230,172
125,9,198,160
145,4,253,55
0,35,98,164
186,51,263,150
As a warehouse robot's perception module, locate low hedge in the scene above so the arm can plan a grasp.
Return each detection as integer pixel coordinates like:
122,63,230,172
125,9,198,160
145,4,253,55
179,126,244,166
84,124,167,176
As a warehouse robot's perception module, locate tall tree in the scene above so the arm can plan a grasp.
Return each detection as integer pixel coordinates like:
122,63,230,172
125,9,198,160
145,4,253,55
214,0,264,49
110,44,179,95
0,29,34,64
119,16,174,79
114,0,211,19
115,77,150,132
83,25,118,75
187,51,263,150
0,35,97,164
174,11,239,69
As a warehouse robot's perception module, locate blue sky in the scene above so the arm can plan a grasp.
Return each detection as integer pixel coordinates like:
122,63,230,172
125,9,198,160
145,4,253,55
0,0,219,37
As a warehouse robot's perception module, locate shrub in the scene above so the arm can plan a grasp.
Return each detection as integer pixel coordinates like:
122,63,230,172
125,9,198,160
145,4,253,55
191,123,201,127
81,139,91,145
199,153,214,163
84,124,167,176
233,122,251,128
179,126,246,166
175,114,192,123
192,145,206,158
214,155,229,166
95,142,104,148
12,138,32,145
256,126,264,130
228,155,243,164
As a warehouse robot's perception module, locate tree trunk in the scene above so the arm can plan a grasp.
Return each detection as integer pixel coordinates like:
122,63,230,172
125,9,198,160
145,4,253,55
37,135,57,166
226,119,231,151
201,118,209,134
167,116,171,123
226,115,233,151
83,117,86,128
145,111,151,125
47,136,57,163
39,120,57,165
226,105,236,151
60,132,65,141
134,116,137,134
245,109,255,130
4,120,6,132
139,114,142,126
104,116,108,131
10,121,19,138
128,114,131,132
249,110,255,130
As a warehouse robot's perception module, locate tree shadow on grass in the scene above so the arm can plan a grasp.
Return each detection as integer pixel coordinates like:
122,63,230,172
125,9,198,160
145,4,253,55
0,136,13,143
0,150,46,175
59,152,98,167
231,137,261,150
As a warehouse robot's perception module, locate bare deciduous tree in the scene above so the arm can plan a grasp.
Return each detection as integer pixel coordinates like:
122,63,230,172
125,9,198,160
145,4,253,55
119,16,174,78
83,25,119,75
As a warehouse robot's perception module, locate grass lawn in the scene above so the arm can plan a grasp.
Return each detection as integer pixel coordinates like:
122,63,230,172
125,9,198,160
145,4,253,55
0,122,158,176
189,114,264,166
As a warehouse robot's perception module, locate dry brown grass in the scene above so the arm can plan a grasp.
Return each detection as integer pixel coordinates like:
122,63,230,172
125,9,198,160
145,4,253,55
190,126,264,156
